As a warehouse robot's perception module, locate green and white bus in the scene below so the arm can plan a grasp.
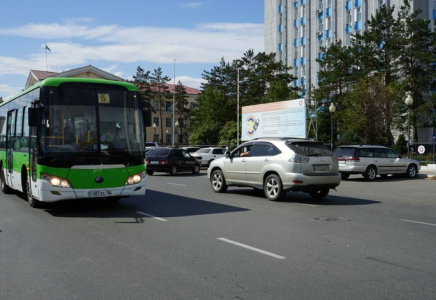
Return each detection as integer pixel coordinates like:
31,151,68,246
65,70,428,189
0,77,150,208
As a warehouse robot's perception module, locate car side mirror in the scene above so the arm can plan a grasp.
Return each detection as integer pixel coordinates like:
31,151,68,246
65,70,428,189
225,150,230,158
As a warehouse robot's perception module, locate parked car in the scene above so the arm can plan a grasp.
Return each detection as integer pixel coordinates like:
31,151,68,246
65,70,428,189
145,141,160,150
146,147,200,175
192,147,227,167
334,145,421,180
207,137,341,201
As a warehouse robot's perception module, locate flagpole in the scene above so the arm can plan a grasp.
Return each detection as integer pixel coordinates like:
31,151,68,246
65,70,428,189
45,43,48,71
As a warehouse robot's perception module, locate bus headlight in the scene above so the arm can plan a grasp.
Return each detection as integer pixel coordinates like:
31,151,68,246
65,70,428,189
125,171,145,185
41,173,72,188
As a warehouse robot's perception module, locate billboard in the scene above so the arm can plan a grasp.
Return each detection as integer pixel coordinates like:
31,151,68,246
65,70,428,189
241,99,306,141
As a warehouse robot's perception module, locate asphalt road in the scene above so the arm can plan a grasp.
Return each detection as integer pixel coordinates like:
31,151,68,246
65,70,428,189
1,171,435,300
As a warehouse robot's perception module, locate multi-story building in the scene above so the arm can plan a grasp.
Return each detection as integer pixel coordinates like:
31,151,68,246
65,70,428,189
264,0,436,90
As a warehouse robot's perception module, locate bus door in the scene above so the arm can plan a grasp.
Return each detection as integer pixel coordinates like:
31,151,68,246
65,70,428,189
5,110,16,188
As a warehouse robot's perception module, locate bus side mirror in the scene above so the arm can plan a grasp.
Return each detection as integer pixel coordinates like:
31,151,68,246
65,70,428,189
143,101,152,127
28,108,39,127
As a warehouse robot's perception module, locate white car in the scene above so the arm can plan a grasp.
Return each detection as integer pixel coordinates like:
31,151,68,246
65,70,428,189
334,145,421,180
191,147,227,167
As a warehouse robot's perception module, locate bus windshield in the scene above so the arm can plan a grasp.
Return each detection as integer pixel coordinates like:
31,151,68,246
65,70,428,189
38,83,144,165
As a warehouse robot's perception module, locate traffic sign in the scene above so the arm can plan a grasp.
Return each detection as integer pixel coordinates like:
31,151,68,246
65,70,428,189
418,145,425,154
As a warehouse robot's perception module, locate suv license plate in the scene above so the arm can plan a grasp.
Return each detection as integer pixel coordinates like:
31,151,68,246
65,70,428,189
89,190,112,197
314,165,330,171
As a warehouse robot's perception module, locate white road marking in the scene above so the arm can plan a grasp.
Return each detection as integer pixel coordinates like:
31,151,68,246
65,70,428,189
166,182,187,186
296,203,317,207
137,211,167,222
401,219,436,227
217,237,286,259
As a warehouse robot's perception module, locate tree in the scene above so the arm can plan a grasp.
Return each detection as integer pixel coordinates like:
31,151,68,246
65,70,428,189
149,67,171,144
191,50,296,145
174,81,190,144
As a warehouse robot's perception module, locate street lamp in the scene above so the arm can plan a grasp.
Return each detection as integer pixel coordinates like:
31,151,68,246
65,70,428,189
405,94,413,158
172,59,176,147
152,122,157,142
329,103,336,151
175,120,179,145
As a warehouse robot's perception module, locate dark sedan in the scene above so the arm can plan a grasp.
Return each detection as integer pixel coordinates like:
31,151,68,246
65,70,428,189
145,147,201,175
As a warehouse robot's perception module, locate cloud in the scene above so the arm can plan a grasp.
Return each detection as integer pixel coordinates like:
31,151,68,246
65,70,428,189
0,20,263,97
180,2,203,9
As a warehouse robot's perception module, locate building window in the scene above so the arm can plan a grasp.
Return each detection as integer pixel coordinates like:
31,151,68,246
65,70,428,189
166,134,171,145
165,101,172,111
153,117,159,127
166,118,172,127
347,10,352,24
318,0,323,9
356,7,362,26
153,100,159,111
189,102,196,110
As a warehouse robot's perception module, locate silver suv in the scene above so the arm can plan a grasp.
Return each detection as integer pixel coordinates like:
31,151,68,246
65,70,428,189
207,137,341,201
334,145,421,180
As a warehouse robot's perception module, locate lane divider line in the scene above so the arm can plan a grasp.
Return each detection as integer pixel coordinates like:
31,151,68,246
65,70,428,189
166,182,187,186
401,219,436,227
137,211,167,222
217,237,286,260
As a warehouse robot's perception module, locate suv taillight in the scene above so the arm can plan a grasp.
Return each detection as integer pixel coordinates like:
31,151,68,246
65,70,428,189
289,154,310,163
345,157,360,162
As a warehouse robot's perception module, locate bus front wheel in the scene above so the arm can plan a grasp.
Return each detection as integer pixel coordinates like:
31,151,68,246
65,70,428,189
24,176,41,208
1,167,13,194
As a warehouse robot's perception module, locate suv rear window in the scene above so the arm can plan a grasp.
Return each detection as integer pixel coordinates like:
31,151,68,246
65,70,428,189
334,147,357,157
287,142,334,156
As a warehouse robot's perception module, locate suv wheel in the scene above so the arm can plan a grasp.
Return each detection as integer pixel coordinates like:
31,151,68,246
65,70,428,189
211,169,227,193
364,166,377,180
406,164,417,178
309,189,329,199
146,169,154,176
264,174,285,201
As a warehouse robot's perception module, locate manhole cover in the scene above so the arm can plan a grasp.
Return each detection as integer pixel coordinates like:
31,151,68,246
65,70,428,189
315,216,349,222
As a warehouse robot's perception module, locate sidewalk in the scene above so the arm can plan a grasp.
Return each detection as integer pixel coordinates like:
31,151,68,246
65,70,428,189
420,164,436,179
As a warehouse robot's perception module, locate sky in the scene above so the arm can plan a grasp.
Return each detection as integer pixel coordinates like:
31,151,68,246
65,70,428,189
0,0,264,100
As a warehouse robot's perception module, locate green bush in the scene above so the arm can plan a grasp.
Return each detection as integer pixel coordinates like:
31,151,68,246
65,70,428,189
337,131,364,147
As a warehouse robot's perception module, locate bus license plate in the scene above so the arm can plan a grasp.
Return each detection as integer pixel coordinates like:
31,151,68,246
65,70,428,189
89,190,112,197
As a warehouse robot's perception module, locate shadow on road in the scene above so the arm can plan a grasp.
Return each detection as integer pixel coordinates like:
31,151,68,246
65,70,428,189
224,188,381,206
42,189,249,219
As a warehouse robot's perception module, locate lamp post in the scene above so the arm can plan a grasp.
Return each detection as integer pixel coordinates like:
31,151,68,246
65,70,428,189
329,103,336,151
175,120,179,145
152,123,156,142
405,94,413,158
172,59,176,147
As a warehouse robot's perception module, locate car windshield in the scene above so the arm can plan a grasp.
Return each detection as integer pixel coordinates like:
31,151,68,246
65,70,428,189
287,142,334,156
